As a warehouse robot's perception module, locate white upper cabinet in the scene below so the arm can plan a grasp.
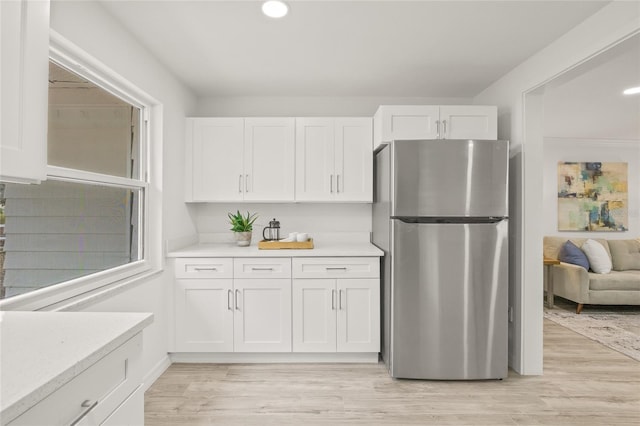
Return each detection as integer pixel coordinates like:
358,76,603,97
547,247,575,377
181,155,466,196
186,118,244,201
296,117,372,202
439,105,498,141
186,117,295,202
1,0,50,183
373,105,497,149
243,118,295,202
373,106,439,145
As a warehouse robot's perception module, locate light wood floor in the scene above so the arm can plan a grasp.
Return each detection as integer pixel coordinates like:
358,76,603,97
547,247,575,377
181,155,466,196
145,320,640,425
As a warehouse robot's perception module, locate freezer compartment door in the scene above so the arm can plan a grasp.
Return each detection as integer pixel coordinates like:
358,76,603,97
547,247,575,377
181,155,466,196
392,139,508,218
391,220,508,379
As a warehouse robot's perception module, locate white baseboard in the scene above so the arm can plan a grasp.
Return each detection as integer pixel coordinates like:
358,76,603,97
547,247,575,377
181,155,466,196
169,352,380,364
141,354,172,392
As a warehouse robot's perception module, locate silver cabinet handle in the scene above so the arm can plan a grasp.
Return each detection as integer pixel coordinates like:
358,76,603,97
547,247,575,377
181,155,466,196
442,119,447,139
336,175,340,193
330,174,334,193
326,267,347,271
239,174,243,193
332,289,336,310
194,267,218,271
251,267,274,271
339,290,343,310
227,289,233,310
436,120,440,138
70,399,98,426
235,289,240,310
245,174,249,192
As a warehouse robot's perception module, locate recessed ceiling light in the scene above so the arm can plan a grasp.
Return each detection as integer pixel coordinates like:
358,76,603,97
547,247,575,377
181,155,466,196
262,1,288,18
623,86,640,95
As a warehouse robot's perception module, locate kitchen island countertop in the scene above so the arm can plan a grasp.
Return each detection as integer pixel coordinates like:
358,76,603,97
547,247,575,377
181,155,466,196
0,311,153,424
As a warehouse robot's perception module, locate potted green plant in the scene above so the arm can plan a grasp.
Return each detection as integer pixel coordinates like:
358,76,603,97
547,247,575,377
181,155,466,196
227,210,258,247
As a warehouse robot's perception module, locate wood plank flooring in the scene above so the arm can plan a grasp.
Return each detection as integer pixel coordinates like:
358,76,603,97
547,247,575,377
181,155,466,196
145,320,640,425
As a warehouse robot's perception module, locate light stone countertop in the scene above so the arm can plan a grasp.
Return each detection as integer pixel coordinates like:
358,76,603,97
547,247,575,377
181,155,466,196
0,311,154,424
167,240,384,258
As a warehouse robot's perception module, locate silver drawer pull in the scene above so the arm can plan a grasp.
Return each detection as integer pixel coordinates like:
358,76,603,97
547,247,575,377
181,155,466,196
251,267,274,271
326,267,348,271
194,267,218,271
70,399,98,426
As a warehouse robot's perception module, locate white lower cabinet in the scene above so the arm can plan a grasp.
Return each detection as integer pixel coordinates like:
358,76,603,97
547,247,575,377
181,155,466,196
173,256,379,357
293,278,379,352
233,278,292,352
100,386,144,426
175,278,234,352
10,334,143,426
292,257,380,353
174,258,292,353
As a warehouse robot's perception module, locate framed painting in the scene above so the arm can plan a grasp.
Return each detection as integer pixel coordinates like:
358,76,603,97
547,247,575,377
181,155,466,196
557,162,628,231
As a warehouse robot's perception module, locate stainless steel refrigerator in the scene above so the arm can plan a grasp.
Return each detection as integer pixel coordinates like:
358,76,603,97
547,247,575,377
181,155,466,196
373,139,509,380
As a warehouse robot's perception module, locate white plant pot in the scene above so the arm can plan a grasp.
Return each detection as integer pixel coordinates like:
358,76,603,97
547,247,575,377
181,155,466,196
234,231,252,247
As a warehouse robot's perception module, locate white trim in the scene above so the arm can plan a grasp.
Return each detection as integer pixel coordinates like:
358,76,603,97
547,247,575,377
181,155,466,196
141,355,172,393
516,28,640,375
0,261,151,311
0,32,160,312
169,352,380,364
47,166,148,190
49,30,157,110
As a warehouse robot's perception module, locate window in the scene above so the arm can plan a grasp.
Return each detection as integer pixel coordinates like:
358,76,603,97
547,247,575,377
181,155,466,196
0,59,149,307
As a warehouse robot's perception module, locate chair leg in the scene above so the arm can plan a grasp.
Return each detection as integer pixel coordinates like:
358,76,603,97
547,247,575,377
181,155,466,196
576,303,584,314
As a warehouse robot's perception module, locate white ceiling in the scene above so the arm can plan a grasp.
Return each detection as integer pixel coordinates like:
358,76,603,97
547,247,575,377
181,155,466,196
98,0,611,98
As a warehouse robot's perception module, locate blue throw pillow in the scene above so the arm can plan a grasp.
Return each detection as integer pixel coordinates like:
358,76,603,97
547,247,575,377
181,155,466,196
558,240,590,270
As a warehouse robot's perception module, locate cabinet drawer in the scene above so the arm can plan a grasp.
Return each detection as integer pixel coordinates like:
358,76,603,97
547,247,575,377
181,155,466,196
175,258,233,279
10,333,142,426
293,257,380,279
234,258,291,279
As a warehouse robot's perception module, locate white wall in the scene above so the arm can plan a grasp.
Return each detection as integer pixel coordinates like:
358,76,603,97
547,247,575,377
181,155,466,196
197,96,472,117
474,2,640,374
192,203,372,243
50,0,197,386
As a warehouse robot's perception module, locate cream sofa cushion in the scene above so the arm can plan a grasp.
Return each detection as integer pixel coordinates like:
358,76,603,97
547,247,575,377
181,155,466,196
582,239,612,274
608,239,640,271
589,270,640,291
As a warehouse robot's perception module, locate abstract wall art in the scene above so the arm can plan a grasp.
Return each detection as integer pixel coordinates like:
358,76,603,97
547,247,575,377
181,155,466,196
557,162,628,232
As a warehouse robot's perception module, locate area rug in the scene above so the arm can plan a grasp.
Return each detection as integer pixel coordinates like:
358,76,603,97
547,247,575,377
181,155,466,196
544,299,640,361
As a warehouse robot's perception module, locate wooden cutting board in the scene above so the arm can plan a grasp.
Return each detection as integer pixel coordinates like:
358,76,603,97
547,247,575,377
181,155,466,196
258,239,314,250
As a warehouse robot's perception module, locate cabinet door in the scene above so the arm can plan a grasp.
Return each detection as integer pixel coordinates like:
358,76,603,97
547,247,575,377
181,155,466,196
295,118,335,201
0,0,49,183
175,279,234,352
337,279,380,352
243,118,295,201
334,118,373,202
233,279,292,352
374,105,439,145
187,118,244,201
100,386,144,426
292,279,337,352
439,105,497,140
